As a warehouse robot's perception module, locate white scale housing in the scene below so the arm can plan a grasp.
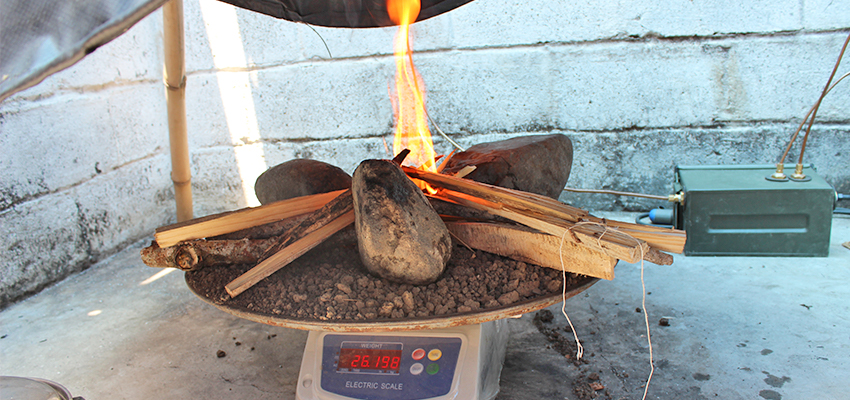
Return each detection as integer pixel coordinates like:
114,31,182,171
296,319,509,400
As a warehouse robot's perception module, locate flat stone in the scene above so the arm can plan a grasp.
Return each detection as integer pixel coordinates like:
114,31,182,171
442,134,573,199
254,159,351,205
352,160,451,285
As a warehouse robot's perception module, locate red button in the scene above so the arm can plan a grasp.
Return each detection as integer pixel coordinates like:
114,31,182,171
412,348,426,360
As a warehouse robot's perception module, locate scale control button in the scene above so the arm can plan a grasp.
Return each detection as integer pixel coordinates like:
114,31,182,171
410,363,424,375
412,348,426,360
428,349,442,361
426,363,440,375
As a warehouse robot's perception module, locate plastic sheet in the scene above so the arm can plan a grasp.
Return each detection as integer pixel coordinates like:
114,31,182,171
0,0,169,103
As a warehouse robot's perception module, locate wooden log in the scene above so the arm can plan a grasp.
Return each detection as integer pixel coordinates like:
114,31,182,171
225,210,355,298
140,238,273,270
154,189,344,248
444,221,616,280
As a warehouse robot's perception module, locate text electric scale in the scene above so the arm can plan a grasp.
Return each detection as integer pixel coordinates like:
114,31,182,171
295,320,509,400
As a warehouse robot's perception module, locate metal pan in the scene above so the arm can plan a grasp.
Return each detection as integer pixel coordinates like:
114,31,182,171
185,273,599,332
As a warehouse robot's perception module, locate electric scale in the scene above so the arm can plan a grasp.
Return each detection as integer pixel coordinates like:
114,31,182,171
184,268,601,400
296,320,508,400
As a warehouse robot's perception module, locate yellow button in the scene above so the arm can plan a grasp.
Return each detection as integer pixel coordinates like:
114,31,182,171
427,349,442,361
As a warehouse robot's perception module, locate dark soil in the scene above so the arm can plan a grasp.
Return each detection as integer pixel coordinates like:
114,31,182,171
185,230,590,322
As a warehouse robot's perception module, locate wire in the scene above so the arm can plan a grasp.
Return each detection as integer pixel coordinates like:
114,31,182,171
780,32,850,164
779,71,850,163
562,187,670,201
427,112,465,151
304,23,333,58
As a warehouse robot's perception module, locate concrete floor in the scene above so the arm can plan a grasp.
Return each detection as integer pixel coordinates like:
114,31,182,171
2,213,848,400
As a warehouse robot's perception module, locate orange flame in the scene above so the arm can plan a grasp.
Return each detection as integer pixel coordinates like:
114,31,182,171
388,0,437,193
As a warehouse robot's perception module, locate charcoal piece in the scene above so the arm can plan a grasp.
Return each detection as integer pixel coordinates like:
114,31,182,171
442,134,573,199
352,160,451,285
254,159,351,205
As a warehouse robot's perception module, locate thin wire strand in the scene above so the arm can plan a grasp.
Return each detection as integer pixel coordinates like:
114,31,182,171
427,112,466,151
559,221,654,398
559,227,584,360
779,70,850,163
304,24,332,59
796,32,850,164
638,245,653,400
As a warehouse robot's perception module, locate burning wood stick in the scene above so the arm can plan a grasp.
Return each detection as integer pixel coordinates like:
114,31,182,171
403,166,589,223
444,221,616,280
225,189,355,298
404,166,685,259
154,189,345,248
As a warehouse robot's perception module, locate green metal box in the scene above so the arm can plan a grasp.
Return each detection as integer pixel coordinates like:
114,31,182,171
674,164,834,257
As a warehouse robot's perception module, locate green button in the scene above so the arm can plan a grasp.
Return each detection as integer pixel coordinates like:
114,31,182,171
426,363,440,375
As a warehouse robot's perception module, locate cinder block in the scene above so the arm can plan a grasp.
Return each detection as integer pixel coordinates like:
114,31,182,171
802,0,850,30
0,83,168,208
546,42,716,131
446,0,802,49
71,156,174,255
185,58,395,144
711,33,850,123
0,194,87,307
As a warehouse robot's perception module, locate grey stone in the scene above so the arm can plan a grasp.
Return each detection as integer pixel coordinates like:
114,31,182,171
442,134,574,199
254,159,351,205
352,160,451,285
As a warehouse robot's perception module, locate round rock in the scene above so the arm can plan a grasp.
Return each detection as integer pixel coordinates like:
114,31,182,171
352,160,452,285
254,159,351,205
442,134,573,199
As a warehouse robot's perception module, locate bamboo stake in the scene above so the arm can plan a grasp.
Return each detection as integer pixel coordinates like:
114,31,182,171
163,0,192,222
155,190,344,248
225,210,355,298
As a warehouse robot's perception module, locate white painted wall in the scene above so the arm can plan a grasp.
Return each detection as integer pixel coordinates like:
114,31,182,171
1,0,848,306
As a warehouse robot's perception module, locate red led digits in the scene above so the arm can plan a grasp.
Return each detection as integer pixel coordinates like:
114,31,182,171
338,348,402,373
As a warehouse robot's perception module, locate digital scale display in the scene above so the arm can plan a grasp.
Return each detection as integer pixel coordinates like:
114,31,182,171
336,342,403,374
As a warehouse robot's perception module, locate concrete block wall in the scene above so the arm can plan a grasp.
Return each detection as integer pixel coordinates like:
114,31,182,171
1,0,848,307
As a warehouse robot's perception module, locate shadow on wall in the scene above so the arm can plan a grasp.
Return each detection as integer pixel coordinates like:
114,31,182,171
199,0,269,208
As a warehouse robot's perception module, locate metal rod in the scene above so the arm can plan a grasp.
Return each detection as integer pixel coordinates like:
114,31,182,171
163,0,193,222
562,187,669,201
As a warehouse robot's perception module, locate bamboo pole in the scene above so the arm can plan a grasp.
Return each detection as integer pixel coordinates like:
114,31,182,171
163,0,192,222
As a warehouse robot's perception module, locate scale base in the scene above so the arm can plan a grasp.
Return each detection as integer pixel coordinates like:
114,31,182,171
296,320,509,400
